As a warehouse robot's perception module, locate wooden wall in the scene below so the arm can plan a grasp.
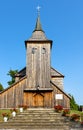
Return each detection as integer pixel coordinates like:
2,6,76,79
52,77,64,90
26,43,51,89
0,77,26,108
0,77,70,109
51,83,70,108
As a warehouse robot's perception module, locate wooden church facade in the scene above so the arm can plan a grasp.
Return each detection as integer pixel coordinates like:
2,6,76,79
0,15,70,109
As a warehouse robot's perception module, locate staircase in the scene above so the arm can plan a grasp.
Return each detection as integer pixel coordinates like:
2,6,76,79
0,108,70,130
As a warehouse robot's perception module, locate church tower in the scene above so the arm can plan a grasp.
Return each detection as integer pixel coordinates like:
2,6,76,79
25,14,52,90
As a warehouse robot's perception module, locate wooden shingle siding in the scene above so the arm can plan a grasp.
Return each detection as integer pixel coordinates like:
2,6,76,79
52,77,64,90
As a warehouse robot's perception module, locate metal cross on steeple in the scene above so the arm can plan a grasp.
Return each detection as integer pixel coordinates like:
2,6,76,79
33,5,43,32
36,5,41,15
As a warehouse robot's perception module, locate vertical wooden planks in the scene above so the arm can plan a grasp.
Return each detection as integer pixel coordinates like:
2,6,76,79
26,42,51,89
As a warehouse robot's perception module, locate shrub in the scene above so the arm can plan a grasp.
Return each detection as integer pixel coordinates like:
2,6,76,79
2,113,9,118
70,114,80,121
62,109,70,116
54,105,63,112
18,104,28,110
10,108,18,113
81,121,83,126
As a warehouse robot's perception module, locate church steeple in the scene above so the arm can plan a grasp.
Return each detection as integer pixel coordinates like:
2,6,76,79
25,8,53,42
34,15,43,32
25,8,53,93
26,6,50,41
28,14,47,40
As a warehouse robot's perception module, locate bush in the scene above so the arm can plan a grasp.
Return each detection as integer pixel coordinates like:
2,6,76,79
18,104,28,110
10,108,18,113
2,113,10,119
70,114,80,121
80,122,83,126
62,109,70,116
54,105,63,112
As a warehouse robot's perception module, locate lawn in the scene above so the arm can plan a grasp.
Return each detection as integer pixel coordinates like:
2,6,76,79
70,110,83,115
0,109,19,122
0,109,11,122
70,110,83,122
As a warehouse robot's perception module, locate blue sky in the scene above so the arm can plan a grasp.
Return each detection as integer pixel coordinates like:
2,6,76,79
0,0,83,105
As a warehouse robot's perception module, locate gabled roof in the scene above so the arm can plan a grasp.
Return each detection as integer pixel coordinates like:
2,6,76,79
51,67,64,77
16,67,64,78
0,76,26,94
0,76,70,100
51,81,71,99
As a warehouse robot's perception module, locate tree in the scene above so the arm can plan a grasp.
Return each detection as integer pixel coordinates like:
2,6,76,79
79,105,83,111
69,94,79,110
7,69,18,85
0,83,4,91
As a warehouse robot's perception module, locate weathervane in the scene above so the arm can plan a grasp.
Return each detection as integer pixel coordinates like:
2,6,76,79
36,5,41,15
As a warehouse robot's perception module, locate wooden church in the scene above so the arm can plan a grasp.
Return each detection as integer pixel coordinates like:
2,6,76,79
0,14,70,109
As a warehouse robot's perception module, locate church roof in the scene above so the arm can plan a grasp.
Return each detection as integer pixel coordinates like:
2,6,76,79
29,30,47,41
51,68,64,77
51,81,71,99
29,15,48,41
25,15,52,42
15,67,64,78
34,15,43,32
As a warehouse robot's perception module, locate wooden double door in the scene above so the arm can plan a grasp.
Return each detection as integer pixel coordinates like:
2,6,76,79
24,91,52,108
33,93,44,107
24,92,44,107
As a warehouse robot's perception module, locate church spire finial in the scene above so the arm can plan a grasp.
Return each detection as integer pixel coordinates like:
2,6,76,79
34,5,43,32
36,5,41,16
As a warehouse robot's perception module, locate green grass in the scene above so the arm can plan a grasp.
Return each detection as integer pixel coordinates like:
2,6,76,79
70,110,83,122
70,110,83,115
0,109,20,122
0,109,12,122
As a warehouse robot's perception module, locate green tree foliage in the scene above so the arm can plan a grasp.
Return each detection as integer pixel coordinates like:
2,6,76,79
69,94,79,110
79,105,83,111
0,83,4,91
7,69,18,85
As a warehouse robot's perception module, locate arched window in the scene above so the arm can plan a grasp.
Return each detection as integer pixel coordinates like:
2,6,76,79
32,48,37,54
42,48,46,54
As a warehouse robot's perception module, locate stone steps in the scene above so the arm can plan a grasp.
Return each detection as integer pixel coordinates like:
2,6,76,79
9,119,65,122
0,108,70,129
0,124,70,130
